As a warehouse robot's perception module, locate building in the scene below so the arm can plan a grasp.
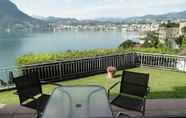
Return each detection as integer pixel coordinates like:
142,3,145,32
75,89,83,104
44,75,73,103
179,22,186,35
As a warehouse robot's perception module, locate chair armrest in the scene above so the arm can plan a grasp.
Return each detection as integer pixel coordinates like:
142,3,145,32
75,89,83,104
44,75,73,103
14,91,37,101
108,81,120,100
14,91,42,117
115,112,130,118
15,91,41,116
40,80,62,87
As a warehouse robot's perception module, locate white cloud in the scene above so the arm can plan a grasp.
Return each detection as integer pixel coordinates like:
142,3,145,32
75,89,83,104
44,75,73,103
10,0,186,19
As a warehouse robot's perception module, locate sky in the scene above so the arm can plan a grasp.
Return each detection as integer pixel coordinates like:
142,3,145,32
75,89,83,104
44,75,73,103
10,0,186,19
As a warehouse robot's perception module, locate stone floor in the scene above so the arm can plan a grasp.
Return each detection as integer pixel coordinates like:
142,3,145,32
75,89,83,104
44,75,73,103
1,99,186,118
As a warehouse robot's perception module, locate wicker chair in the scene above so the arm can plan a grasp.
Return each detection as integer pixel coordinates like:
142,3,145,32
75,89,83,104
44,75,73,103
108,70,150,116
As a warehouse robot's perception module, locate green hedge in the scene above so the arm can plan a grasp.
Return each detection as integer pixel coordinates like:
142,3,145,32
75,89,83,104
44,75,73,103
16,48,180,66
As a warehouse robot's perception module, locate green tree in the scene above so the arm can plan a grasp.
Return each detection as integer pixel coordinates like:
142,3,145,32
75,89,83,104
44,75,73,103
181,26,186,37
119,40,136,49
165,38,173,49
175,35,184,48
181,37,186,48
160,21,179,28
141,31,159,48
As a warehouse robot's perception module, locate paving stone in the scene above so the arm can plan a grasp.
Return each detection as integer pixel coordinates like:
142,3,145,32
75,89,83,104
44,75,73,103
1,99,186,117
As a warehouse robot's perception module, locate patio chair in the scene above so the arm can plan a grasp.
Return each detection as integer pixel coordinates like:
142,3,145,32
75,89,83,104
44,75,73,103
108,70,149,116
10,72,61,118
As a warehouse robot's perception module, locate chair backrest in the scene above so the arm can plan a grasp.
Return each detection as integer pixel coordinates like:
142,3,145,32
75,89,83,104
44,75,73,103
120,71,149,98
10,72,42,104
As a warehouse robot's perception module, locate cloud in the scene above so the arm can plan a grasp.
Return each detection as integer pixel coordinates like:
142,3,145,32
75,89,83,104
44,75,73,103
10,0,186,19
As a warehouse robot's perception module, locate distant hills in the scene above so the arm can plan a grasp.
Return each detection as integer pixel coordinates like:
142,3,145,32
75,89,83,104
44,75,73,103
1,0,186,32
0,0,47,31
35,10,186,25
122,11,186,23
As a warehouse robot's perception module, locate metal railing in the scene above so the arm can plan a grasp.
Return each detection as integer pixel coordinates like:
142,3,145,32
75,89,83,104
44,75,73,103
137,53,186,71
0,52,186,90
0,52,137,90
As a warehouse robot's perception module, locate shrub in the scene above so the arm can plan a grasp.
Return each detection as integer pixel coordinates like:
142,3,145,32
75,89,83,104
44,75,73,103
16,48,180,66
119,40,137,49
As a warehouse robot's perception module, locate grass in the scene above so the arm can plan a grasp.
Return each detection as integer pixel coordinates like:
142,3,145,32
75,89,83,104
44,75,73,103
0,67,186,105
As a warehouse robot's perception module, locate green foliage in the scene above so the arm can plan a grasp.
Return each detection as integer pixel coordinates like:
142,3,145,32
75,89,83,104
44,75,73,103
175,35,184,48
160,21,179,28
118,40,136,49
181,26,186,36
141,31,159,48
181,37,186,48
16,47,180,66
131,47,179,55
16,48,128,65
165,38,174,49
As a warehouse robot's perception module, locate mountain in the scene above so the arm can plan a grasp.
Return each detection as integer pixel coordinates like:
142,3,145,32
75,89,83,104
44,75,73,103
32,10,186,26
95,11,186,24
37,16,119,26
123,11,186,23
3,0,186,31
122,11,186,23
0,0,47,31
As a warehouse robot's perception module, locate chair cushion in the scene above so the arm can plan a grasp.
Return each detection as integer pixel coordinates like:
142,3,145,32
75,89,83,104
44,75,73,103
22,94,50,112
111,94,144,112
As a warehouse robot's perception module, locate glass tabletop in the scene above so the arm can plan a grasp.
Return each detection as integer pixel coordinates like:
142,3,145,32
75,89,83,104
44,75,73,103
42,85,113,118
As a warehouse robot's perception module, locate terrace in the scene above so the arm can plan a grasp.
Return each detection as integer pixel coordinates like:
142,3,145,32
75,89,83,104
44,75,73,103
0,52,186,118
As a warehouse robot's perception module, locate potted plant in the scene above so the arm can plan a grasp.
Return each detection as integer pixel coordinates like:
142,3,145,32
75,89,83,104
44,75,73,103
106,66,117,79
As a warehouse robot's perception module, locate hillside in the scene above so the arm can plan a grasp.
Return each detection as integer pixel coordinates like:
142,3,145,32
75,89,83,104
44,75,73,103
123,11,186,23
0,0,47,31
95,11,186,24
42,10,186,25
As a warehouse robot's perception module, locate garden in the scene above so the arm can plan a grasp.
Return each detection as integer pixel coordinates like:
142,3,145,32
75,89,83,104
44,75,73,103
1,67,186,105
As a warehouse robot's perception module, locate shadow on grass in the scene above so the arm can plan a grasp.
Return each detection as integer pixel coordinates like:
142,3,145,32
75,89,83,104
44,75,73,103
149,86,186,99
113,74,122,78
109,86,186,99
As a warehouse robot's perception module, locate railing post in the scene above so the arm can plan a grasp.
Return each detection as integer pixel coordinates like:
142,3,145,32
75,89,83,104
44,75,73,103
184,57,186,72
140,53,143,67
59,62,63,80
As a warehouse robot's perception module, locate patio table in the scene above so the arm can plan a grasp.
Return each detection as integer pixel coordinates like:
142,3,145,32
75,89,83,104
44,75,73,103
42,85,113,118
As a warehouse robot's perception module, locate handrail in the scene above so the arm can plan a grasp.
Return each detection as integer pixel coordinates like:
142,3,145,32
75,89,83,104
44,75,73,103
0,52,186,90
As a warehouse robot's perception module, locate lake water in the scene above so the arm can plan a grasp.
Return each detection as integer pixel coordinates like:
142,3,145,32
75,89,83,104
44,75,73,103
0,31,139,66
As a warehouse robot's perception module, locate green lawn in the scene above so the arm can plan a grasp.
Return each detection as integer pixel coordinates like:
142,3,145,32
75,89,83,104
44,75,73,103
0,67,186,105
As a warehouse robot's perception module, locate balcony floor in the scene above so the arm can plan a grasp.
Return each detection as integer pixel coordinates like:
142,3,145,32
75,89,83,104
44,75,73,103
1,99,186,118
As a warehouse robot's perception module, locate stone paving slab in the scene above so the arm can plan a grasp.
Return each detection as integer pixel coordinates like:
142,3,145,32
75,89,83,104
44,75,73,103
112,99,186,117
1,99,186,118
0,104,35,118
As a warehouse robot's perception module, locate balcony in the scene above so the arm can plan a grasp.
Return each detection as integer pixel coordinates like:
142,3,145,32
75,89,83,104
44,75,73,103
0,52,186,118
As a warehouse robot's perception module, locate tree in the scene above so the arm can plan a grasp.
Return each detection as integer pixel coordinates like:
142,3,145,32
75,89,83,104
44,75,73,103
141,31,159,48
175,35,184,48
160,21,179,28
119,40,136,49
181,26,186,37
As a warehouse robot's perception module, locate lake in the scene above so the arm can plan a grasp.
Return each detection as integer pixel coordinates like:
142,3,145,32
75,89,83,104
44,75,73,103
0,31,140,66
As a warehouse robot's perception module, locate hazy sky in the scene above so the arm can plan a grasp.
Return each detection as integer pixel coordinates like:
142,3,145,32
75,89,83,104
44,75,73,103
10,0,186,19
